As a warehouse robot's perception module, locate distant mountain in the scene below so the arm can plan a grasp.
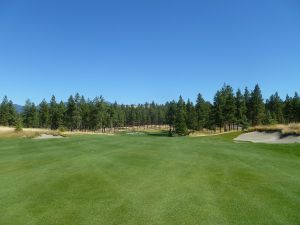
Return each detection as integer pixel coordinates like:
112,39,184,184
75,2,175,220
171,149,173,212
14,104,24,113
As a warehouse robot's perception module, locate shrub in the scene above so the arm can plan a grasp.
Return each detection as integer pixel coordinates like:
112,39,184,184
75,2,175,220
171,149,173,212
58,126,66,132
14,116,23,132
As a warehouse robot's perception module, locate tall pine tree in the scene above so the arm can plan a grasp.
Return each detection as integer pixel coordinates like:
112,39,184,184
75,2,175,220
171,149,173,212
0,96,10,126
39,99,50,128
186,99,197,130
195,94,210,130
175,96,188,135
249,85,265,126
213,90,225,132
235,89,248,130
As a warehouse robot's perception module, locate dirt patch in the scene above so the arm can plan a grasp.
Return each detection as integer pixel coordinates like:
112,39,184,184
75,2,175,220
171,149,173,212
234,131,300,144
34,134,64,140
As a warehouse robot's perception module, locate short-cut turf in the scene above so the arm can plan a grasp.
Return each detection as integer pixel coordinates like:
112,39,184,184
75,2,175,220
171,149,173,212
0,133,299,225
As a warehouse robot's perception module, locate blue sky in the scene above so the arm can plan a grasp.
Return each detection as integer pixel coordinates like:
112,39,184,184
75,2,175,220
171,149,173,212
0,0,299,105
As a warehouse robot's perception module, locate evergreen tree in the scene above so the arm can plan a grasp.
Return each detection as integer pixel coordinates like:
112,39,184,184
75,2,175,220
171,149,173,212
149,102,158,125
90,96,105,131
117,104,126,127
57,101,66,130
166,101,177,133
235,89,248,130
23,100,39,128
112,102,120,128
49,95,58,130
80,96,91,130
222,85,236,131
1,84,299,132
244,87,251,122
0,97,16,126
106,104,117,131
266,92,284,123
39,99,50,128
186,99,197,130
207,105,215,130
249,84,265,126
7,100,17,126
175,96,188,135
0,96,10,126
213,90,225,132
263,110,276,125
283,95,294,123
195,94,210,130
14,114,23,132
74,93,82,130
66,95,77,130
157,105,166,126
292,92,300,122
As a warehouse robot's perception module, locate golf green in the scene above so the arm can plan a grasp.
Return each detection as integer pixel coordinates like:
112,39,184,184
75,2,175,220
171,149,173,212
0,133,299,225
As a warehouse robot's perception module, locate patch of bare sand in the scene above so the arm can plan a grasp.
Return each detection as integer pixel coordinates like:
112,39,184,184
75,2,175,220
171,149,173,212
234,131,300,144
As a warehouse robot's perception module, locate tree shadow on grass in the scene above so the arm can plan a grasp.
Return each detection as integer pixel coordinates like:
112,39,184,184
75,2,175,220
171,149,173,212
146,131,170,137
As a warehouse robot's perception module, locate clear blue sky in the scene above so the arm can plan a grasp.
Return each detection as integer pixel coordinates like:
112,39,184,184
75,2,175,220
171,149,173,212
0,0,299,105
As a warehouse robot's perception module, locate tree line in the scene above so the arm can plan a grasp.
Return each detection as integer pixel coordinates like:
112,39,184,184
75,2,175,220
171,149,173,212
0,84,299,135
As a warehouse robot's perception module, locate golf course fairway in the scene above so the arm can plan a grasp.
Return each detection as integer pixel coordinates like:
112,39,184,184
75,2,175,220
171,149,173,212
0,133,299,225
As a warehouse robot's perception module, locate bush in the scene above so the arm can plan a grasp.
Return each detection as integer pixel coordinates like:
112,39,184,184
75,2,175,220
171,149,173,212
58,126,66,132
15,126,23,132
14,117,23,132
168,130,175,137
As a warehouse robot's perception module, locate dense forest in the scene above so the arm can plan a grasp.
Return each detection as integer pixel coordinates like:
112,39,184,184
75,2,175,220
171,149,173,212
0,84,299,135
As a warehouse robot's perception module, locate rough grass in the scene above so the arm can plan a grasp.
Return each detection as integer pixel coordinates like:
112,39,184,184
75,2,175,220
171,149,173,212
250,123,300,135
0,128,64,139
0,133,299,225
189,130,238,137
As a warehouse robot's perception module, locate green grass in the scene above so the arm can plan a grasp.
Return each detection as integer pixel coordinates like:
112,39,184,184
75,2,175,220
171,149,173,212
0,133,299,225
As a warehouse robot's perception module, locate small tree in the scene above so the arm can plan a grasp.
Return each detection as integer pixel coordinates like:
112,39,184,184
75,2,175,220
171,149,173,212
14,115,23,132
263,110,276,125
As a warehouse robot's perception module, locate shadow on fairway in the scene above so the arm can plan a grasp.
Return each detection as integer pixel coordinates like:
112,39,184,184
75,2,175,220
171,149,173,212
146,131,170,137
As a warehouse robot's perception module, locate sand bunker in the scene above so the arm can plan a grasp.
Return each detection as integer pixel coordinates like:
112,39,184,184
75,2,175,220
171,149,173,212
234,131,300,144
34,134,64,140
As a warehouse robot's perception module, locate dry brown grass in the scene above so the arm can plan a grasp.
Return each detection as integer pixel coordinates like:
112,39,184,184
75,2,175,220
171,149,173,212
0,127,64,139
189,129,239,137
62,131,114,136
249,123,300,135
0,126,118,139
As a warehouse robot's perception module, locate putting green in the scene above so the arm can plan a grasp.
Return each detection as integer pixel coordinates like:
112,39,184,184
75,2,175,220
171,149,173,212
0,133,299,225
